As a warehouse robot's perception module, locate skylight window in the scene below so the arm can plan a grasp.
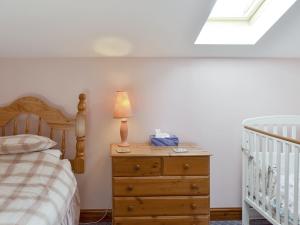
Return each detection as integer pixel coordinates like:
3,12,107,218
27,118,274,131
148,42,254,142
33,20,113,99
195,0,297,45
209,0,265,20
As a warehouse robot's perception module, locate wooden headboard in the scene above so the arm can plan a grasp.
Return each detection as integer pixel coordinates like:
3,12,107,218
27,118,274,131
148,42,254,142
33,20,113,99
0,93,86,174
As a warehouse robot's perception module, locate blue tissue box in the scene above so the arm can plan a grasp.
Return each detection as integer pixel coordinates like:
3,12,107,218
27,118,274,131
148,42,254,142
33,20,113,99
150,135,179,146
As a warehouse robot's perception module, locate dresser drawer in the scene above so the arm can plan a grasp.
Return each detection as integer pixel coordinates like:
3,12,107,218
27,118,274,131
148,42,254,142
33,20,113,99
112,157,161,177
113,196,209,216
114,215,209,225
113,177,209,196
163,157,209,176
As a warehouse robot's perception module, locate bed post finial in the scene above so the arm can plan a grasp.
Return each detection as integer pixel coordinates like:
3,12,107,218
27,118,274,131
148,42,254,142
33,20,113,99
73,93,86,174
78,93,86,111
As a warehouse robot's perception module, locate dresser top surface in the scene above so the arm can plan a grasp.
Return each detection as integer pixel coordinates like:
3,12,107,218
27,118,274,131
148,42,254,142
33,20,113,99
110,143,210,157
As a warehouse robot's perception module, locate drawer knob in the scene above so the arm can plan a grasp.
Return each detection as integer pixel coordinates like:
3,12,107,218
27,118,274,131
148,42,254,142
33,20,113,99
127,185,134,191
183,163,190,170
191,184,198,189
191,203,197,210
134,164,141,171
127,205,134,211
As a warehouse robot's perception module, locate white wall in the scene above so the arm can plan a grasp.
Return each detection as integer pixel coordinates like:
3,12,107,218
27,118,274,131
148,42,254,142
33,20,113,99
0,58,300,209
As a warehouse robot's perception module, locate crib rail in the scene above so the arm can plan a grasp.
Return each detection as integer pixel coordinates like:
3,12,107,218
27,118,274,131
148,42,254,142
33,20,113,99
242,116,300,225
244,126,300,146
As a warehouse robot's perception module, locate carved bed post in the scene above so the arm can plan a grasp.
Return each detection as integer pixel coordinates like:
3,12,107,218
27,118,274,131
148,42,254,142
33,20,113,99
73,93,86,174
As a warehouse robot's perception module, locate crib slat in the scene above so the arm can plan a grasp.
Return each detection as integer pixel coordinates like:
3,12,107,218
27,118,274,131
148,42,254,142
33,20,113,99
282,126,287,137
249,132,254,201
283,127,289,225
1,127,5,136
266,137,274,215
284,143,290,225
272,127,278,167
268,137,275,217
269,137,274,167
291,126,297,139
273,127,278,168
262,136,267,210
276,140,282,222
266,127,277,214
293,145,299,225
255,134,260,205
291,127,299,225
262,125,269,211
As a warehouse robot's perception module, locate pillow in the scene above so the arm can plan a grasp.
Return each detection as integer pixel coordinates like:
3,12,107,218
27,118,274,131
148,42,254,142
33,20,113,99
0,134,57,155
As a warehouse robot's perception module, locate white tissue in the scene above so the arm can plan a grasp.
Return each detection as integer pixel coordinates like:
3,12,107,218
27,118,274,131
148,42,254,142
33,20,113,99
155,129,170,138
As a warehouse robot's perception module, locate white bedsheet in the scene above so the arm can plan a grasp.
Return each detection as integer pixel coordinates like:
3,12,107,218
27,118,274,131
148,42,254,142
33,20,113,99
0,151,78,225
43,149,62,158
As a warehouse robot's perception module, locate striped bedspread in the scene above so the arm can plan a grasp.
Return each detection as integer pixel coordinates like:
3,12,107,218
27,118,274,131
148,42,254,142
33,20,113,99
0,151,78,225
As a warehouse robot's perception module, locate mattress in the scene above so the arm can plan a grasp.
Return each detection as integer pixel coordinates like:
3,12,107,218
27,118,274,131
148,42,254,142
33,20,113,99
0,150,79,225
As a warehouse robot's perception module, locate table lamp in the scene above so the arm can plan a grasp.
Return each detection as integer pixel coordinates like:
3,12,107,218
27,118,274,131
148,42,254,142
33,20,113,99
114,91,132,147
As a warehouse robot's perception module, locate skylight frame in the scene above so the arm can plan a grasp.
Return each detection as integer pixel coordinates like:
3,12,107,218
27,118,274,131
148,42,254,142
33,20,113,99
194,0,298,45
208,0,266,22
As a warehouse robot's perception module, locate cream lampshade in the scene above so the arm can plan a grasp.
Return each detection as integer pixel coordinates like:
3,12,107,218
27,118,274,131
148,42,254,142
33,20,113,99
114,91,132,147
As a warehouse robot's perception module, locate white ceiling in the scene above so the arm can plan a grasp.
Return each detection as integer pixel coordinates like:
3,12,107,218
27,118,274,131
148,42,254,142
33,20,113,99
0,0,299,58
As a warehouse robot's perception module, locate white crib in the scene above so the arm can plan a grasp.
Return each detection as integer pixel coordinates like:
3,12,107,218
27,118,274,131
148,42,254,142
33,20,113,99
242,116,300,225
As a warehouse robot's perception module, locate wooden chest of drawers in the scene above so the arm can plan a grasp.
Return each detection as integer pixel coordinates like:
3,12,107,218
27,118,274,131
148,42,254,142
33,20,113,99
111,144,210,225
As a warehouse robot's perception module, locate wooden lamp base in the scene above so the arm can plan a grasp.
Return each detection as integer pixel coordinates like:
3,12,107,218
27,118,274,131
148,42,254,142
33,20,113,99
119,119,129,147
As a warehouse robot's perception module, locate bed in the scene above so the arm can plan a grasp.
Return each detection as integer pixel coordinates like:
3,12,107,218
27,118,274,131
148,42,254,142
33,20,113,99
0,94,86,225
242,116,300,225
